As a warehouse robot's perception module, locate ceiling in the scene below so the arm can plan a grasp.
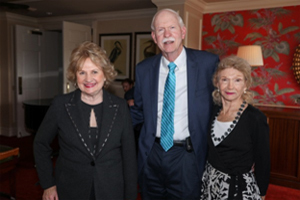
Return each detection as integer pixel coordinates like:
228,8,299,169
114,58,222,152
0,0,237,18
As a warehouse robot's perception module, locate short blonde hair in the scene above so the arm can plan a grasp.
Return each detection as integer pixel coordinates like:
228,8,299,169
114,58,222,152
67,41,117,88
212,55,253,105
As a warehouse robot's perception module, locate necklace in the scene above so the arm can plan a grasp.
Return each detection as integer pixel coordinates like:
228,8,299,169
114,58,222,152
211,101,246,144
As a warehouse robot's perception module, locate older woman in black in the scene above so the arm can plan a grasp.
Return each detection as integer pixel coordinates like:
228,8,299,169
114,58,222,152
200,55,270,200
34,41,137,200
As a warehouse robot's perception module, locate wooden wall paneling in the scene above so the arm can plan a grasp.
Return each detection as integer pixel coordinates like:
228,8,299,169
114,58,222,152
258,106,300,189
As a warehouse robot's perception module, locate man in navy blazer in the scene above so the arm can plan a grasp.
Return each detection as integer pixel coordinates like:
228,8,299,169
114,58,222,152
132,8,219,199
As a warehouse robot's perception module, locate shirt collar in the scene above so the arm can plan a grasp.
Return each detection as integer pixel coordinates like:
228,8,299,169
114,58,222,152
161,48,186,71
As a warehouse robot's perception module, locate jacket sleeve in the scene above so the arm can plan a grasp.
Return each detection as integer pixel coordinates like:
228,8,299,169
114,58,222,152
253,110,270,196
121,100,138,200
33,97,60,189
130,63,144,127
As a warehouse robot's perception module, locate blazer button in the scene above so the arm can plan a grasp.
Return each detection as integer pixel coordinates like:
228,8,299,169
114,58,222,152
91,161,95,166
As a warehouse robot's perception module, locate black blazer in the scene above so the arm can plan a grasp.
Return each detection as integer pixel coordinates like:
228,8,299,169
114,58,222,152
34,89,137,200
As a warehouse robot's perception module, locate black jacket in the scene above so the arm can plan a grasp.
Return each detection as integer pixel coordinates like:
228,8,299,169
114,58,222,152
34,89,137,200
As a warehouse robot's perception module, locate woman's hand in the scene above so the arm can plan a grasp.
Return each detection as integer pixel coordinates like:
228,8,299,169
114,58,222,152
261,196,265,200
43,185,59,200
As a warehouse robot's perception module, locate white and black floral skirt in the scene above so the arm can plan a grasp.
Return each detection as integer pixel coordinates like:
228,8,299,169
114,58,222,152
200,162,261,200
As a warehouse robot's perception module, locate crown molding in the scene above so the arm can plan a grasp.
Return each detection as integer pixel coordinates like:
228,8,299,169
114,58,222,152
152,0,300,14
0,12,37,23
2,0,299,27
199,0,300,14
152,0,205,14
37,8,157,24
185,0,205,13
152,0,186,7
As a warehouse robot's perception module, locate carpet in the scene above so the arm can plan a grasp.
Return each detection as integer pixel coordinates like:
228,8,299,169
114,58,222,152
266,184,300,200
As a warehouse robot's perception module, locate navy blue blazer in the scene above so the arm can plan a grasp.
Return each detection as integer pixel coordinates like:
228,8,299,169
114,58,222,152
132,47,219,178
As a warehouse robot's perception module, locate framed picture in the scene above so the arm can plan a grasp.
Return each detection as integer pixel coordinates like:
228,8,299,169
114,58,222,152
99,33,132,80
134,32,157,66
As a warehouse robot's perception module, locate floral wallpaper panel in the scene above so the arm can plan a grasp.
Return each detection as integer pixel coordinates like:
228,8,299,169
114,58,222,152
202,6,300,107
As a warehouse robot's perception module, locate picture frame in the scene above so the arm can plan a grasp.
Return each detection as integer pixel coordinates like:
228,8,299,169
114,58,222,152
99,33,132,80
134,32,157,66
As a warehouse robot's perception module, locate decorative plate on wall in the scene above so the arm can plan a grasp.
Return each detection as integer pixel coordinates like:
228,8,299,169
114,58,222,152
292,44,300,85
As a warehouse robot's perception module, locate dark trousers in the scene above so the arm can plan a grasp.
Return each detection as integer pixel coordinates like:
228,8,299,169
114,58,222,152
139,142,201,200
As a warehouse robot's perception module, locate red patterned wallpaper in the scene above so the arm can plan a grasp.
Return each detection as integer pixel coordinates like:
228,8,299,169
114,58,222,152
202,6,300,107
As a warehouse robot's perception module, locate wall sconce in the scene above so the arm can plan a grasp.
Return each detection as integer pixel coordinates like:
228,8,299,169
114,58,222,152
237,45,264,67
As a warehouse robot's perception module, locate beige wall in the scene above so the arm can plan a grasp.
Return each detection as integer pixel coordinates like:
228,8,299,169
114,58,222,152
96,16,155,97
184,5,203,50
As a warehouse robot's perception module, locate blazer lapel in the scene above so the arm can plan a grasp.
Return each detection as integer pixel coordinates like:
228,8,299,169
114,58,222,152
186,48,199,129
64,89,95,159
95,90,119,158
150,54,161,129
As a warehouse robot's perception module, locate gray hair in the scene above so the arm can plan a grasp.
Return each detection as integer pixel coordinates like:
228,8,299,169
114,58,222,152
151,8,185,31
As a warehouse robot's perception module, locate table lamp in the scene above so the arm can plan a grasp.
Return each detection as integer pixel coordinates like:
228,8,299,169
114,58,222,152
237,45,264,67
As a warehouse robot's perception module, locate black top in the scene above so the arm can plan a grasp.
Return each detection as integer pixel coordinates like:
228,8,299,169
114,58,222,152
207,104,270,196
79,100,103,155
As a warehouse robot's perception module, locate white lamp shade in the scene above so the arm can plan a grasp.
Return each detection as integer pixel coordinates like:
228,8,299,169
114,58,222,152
237,45,264,67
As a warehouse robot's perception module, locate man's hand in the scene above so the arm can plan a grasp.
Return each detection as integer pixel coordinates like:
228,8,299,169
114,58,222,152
127,99,134,107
